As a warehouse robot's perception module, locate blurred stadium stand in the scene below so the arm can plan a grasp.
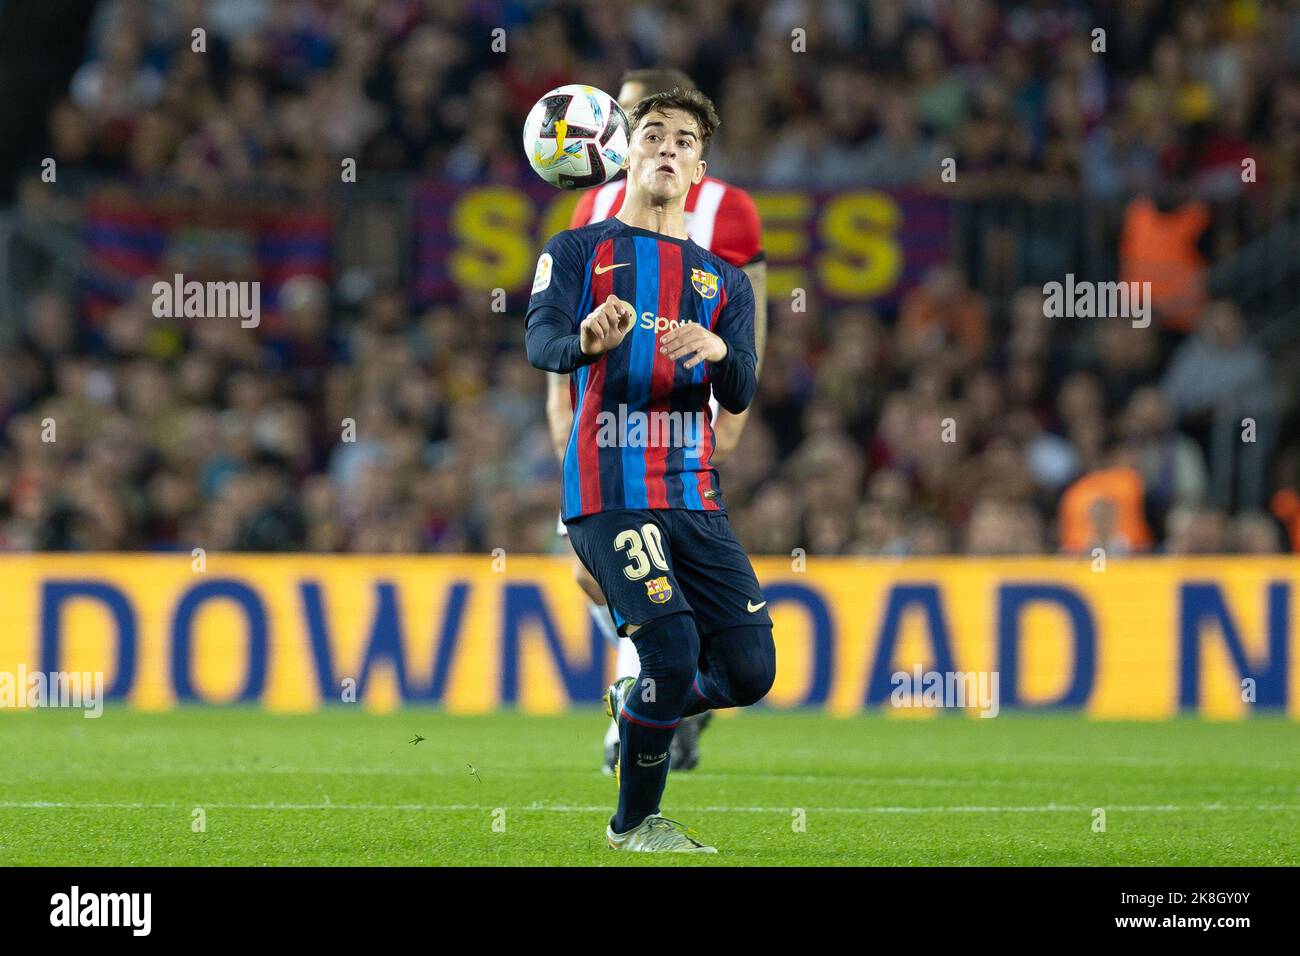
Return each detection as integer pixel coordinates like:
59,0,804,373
1,0,1299,555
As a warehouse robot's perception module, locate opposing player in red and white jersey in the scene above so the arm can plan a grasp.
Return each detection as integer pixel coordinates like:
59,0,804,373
544,67,768,775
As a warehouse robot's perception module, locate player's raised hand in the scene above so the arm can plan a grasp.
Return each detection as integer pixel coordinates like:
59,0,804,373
660,322,728,369
580,295,635,356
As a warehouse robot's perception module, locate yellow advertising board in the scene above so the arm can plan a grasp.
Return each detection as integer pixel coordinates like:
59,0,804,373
0,555,1294,718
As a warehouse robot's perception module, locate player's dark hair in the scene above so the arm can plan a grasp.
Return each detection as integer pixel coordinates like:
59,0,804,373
628,87,721,154
619,68,696,95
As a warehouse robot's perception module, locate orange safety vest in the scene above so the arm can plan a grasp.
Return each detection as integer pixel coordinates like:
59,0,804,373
1059,467,1154,552
1270,489,1300,553
1119,196,1210,333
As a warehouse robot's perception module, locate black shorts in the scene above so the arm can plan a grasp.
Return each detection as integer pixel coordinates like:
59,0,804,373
564,508,772,636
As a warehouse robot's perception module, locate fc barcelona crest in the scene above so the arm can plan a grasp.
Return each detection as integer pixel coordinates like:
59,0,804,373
645,575,673,604
690,268,719,299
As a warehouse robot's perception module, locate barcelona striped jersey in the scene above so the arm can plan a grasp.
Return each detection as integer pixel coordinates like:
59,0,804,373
526,218,757,521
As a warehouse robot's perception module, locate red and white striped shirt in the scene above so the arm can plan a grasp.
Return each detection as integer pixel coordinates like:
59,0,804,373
569,176,764,268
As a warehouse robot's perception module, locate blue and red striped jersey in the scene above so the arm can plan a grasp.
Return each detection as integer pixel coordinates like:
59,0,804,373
526,218,756,521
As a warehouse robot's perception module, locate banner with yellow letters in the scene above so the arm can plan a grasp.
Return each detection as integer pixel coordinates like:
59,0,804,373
411,181,950,307
0,555,1294,718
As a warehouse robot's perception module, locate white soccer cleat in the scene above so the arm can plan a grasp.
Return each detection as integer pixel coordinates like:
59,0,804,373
606,816,718,853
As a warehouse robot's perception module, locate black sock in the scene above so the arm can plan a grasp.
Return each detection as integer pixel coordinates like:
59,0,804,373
612,709,676,833
611,612,698,833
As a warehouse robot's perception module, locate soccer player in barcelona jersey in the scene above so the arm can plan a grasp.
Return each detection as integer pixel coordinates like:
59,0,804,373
525,87,775,853
545,69,767,777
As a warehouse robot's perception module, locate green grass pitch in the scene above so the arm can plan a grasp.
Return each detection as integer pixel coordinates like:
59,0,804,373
0,708,1295,866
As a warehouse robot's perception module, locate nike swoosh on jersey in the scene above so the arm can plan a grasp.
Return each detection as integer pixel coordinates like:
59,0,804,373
593,262,629,274
747,600,767,612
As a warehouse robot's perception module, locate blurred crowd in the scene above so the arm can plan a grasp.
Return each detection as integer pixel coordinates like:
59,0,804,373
4,0,1300,555
3,265,1295,556
37,0,1300,203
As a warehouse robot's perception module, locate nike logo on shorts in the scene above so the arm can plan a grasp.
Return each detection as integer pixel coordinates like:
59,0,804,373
747,600,767,613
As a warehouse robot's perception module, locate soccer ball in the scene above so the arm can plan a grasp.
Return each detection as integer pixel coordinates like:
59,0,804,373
523,84,630,190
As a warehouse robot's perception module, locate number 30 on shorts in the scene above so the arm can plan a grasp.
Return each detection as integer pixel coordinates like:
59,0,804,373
614,524,668,580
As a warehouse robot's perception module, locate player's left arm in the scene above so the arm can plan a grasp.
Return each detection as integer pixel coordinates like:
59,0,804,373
660,269,757,414
711,259,766,463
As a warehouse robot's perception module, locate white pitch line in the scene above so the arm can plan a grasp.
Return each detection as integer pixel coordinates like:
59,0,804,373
10,767,1039,788
22,765,1295,794
0,801,1295,814
13,757,1295,779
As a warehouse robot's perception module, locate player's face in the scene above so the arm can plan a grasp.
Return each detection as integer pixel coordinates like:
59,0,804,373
626,108,706,204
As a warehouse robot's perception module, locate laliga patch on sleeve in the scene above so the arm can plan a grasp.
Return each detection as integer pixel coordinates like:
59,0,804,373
532,253,553,294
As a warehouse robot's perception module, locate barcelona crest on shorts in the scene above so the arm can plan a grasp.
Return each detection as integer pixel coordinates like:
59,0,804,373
645,575,673,604
690,268,719,299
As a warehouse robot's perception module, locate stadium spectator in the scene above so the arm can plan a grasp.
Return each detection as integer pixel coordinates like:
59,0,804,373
1118,191,1211,332
1230,510,1286,554
1118,386,1209,513
1164,503,1229,554
1161,300,1272,425
1058,449,1155,554
897,264,990,368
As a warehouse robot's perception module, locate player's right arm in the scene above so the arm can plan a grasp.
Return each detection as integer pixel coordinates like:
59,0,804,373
524,233,635,373
542,190,597,463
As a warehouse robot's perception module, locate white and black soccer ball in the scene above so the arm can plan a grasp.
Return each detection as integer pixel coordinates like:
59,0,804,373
523,84,630,190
